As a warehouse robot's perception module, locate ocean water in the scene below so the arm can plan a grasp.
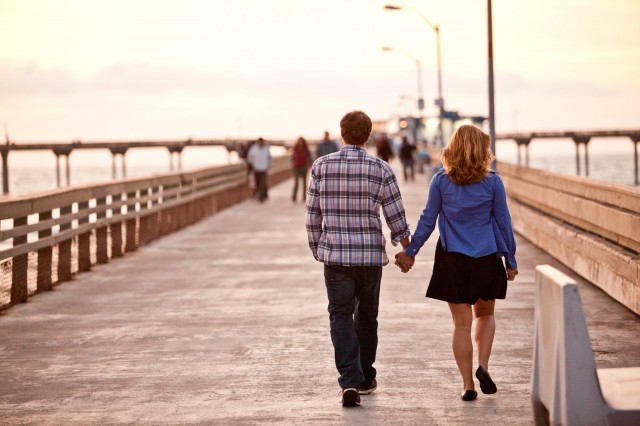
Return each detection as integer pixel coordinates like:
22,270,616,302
498,152,637,187
494,138,638,187
0,141,637,199
1,145,286,197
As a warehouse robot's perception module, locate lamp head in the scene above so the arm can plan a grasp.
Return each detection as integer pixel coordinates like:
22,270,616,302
384,5,402,10
381,46,393,52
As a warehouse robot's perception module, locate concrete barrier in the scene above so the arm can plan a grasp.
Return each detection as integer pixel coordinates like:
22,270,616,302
532,265,640,425
499,162,640,315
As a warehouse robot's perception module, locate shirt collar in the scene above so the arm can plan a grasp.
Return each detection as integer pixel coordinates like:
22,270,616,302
341,144,366,153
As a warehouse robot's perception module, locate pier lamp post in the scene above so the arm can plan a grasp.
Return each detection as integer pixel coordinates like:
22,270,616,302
487,0,497,168
384,4,445,146
381,46,425,120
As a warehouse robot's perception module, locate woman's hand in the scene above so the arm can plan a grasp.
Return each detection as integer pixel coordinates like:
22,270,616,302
506,268,518,281
395,252,415,273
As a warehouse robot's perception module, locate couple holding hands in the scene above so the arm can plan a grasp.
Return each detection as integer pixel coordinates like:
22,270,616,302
305,111,518,407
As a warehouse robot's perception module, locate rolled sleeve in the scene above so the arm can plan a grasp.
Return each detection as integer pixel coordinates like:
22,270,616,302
305,164,322,260
380,172,411,246
405,175,441,257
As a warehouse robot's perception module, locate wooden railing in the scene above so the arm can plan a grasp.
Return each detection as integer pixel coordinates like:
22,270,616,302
0,156,291,311
499,161,640,315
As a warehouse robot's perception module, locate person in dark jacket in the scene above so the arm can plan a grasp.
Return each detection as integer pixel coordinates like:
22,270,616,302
399,136,416,181
315,131,340,158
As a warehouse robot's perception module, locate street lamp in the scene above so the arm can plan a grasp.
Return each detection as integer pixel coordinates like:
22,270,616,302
384,4,445,147
381,46,424,119
487,0,497,168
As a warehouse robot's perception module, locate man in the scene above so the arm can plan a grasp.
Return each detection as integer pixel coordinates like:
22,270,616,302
315,130,340,159
305,111,411,407
399,136,417,182
247,138,272,202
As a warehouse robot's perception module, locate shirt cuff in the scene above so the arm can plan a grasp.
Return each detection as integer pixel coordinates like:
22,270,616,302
404,243,419,257
390,229,411,247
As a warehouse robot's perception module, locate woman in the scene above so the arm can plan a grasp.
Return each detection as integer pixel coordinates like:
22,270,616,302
375,134,394,163
396,125,518,401
291,136,311,202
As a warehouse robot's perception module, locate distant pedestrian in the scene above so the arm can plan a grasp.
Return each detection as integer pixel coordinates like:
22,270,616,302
291,136,311,202
239,140,256,196
395,125,518,402
306,110,411,407
375,134,394,163
315,131,340,159
399,136,416,181
247,138,272,202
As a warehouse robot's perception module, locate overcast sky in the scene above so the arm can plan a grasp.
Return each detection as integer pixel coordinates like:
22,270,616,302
1,0,638,142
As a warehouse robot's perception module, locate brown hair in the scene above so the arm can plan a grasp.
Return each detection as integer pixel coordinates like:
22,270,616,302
441,125,494,185
340,110,372,146
295,136,308,149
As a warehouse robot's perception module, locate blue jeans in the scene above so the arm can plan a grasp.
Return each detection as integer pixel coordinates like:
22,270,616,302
324,264,382,389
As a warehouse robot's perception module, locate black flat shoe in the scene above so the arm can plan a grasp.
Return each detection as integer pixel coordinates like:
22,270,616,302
461,390,478,401
476,366,497,394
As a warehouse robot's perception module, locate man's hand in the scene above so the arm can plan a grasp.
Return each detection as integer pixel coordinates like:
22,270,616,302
506,268,518,281
395,252,415,273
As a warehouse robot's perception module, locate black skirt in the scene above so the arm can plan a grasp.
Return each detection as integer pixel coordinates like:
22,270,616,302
426,239,507,304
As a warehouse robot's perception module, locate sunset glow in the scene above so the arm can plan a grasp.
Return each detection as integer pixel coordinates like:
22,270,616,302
1,0,638,142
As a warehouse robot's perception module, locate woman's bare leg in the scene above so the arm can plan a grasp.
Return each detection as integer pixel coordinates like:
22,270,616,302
473,299,496,370
448,302,474,390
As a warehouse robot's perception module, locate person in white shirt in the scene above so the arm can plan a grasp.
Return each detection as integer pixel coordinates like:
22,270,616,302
247,138,272,202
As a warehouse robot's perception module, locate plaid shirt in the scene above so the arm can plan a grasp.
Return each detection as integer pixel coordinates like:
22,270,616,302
305,145,411,266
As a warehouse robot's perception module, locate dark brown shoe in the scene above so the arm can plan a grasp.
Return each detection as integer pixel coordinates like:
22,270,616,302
476,366,497,394
461,390,478,401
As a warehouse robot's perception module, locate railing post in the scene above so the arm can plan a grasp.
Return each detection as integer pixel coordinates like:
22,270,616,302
125,190,138,253
11,216,28,304
57,204,73,282
95,197,108,264
632,136,639,186
139,188,151,246
152,186,161,241
77,201,91,272
110,193,124,258
145,186,160,243
36,209,53,292
575,140,581,176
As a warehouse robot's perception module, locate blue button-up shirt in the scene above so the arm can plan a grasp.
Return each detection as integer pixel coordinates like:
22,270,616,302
405,169,517,269
306,145,411,266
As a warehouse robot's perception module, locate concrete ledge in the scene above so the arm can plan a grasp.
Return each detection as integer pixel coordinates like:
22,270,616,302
511,200,639,315
498,162,640,315
499,162,640,253
499,161,640,212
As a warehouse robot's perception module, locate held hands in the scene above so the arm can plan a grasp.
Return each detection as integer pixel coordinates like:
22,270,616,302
506,268,519,281
395,252,415,273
